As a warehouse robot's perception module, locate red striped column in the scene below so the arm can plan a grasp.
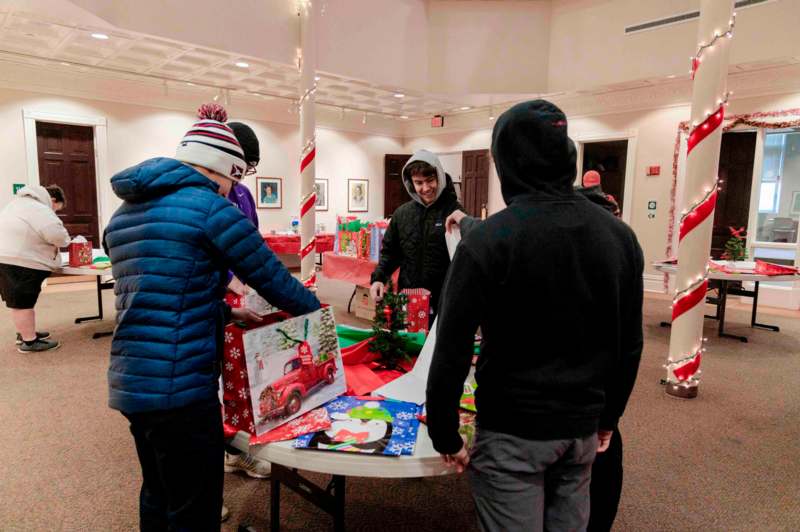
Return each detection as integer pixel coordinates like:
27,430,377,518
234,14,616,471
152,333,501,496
666,0,735,398
298,0,319,290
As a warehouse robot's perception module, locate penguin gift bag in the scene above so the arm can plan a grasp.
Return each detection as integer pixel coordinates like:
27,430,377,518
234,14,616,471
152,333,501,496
294,396,422,456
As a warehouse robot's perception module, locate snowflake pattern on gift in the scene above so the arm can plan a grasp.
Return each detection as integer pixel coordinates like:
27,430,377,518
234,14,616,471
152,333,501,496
249,422,255,433
231,414,240,425
225,381,234,390
295,397,421,456
230,347,241,360
243,408,250,419
238,388,249,400
224,331,234,344
417,310,426,319
239,369,247,380
225,361,234,372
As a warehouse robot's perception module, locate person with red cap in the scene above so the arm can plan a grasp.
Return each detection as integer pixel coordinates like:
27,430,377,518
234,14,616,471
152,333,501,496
577,170,621,218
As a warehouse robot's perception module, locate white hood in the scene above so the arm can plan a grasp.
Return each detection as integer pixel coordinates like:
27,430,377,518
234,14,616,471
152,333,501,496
16,184,53,208
401,149,447,207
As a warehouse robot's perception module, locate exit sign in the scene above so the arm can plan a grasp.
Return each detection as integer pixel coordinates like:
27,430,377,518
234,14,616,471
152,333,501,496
431,115,445,128
12,183,24,194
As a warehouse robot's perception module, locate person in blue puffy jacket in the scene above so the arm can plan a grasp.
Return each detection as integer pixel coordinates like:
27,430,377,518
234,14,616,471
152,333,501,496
102,103,320,531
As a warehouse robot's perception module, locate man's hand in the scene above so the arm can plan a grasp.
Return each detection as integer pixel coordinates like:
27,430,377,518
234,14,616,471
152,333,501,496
370,281,385,301
231,307,263,323
441,444,470,473
227,276,246,296
597,430,613,453
445,210,467,233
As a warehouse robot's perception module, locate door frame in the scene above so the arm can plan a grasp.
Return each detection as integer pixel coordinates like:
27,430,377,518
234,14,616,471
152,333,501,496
574,130,638,226
22,109,110,236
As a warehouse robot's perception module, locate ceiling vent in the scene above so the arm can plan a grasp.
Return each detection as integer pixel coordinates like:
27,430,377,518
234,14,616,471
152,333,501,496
625,0,773,35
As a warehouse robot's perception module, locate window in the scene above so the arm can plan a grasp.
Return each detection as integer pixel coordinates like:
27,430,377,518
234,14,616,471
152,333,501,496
755,130,800,244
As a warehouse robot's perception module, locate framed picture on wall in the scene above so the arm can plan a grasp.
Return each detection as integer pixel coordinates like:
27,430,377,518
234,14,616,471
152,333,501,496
257,177,282,209
314,179,328,211
348,179,369,212
791,191,800,215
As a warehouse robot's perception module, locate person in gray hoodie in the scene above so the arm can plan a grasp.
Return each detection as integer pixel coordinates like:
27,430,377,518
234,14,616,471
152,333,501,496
0,184,70,352
370,149,463,321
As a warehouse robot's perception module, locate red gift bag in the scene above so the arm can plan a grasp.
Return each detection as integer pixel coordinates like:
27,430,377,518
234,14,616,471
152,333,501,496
68,237,92,267
402,288,431,333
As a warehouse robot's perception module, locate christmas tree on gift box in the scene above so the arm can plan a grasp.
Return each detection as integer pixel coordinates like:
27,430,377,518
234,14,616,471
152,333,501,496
369,279,409,371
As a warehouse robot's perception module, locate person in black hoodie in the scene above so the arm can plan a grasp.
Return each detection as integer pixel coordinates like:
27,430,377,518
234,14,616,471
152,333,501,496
426,100,643,531
370,149,462,322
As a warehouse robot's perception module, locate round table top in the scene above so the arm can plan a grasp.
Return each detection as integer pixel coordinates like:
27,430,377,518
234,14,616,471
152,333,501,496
231,422,456,479
653,262,798,283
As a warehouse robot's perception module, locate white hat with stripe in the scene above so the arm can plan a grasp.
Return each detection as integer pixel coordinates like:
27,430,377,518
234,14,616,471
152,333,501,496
175,103,247,181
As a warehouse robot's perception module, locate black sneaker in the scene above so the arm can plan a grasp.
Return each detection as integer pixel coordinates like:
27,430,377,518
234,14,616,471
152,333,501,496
17,338,60,353
15,331,50,345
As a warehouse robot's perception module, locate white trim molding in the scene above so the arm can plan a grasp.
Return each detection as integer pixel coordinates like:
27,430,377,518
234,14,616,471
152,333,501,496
22,108,111,235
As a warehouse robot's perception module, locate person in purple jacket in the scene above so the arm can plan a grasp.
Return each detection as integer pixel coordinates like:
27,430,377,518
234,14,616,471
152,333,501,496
225,122,261,297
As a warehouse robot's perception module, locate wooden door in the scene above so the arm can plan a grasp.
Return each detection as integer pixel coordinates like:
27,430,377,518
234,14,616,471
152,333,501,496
462,149,490,217
711,132,756,258
36,122,100,246
581,140,628,214
384,154,411,217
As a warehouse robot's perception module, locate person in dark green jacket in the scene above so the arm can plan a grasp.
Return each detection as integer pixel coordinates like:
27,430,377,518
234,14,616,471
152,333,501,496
370,149,463,323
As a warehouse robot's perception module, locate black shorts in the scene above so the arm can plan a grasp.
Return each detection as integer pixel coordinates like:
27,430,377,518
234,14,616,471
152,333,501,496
0,264,51,309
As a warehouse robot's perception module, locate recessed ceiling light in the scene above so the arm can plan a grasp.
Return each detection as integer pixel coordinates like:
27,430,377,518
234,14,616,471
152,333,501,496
235,61,249,68
394,93,405,98
667,74,677,79
314,76,320,81
400,115,409,119
460,106,471,111
186,82,196,86
60,62,71,66
90,33,109,40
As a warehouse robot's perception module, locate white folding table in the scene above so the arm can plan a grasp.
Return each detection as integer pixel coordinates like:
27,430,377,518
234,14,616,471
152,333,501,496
230,421,454,532
57,251,114,339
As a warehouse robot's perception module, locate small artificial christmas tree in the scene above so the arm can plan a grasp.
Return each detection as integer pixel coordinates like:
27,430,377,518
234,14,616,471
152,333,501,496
317,307,338,362
368,279,409,371
722,226,747,261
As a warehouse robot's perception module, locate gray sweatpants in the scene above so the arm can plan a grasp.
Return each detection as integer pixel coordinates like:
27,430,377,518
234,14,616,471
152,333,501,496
468,428,597,532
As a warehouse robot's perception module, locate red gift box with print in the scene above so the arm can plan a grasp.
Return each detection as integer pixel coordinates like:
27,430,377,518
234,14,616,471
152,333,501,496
222,312,291,435
402,288,431,334
68,237,92,267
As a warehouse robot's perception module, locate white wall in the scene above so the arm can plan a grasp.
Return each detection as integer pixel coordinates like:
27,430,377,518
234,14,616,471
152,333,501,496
0,87,401,238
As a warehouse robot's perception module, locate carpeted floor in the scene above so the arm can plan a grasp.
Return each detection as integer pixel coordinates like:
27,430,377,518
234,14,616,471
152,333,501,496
1,275,798,531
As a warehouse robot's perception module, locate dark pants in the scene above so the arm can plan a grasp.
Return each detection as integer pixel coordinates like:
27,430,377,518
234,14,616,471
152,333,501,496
123,398,224,532
588,430,623,532
468,428,597,532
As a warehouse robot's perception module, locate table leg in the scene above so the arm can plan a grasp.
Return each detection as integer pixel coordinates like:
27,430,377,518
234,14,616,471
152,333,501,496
347,286,357,313
750,281,780,332
717,280,748,343
269,464,346,531
75,277,103,323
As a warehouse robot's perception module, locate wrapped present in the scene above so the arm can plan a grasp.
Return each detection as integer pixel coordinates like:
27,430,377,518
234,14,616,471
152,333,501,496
460,378,477,412
369,220,389,262
225,286,279,317
335,216,370,258
249,407,331,445
222,306,347,436
402,288,431,333
68,236,92,267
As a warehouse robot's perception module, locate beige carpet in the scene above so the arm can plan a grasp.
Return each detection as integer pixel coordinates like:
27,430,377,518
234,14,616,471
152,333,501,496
1,276,798,531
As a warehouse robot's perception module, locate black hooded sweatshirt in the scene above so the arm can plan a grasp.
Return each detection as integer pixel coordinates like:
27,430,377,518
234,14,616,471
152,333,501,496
426,100,644,454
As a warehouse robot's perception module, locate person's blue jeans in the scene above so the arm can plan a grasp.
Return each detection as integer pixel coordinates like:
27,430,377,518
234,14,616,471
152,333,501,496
123,398,224,532
468,428,597,532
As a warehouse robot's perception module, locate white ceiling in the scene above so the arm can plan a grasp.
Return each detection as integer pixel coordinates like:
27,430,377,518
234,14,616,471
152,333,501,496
0,7,515,120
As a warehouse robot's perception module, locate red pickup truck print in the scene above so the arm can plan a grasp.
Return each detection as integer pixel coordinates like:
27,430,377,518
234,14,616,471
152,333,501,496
257,342,337,424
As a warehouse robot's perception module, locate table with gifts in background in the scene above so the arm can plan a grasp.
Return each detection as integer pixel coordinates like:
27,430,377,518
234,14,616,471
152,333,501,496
262,232,335,266
57,239,114,339
223,228,472,531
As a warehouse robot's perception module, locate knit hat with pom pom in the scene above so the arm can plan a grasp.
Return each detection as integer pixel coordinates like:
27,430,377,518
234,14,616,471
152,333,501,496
175,103,247,181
